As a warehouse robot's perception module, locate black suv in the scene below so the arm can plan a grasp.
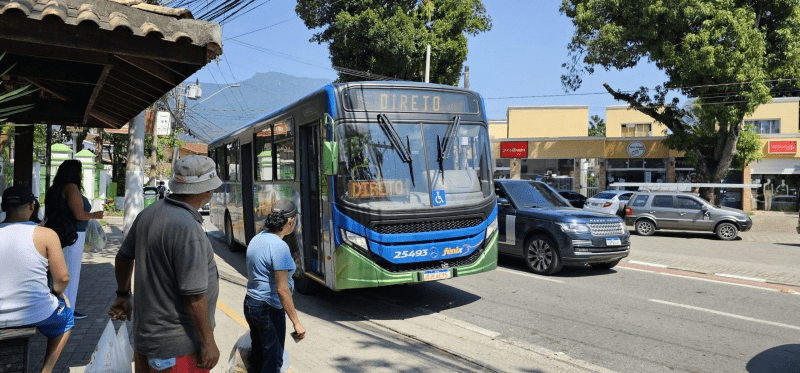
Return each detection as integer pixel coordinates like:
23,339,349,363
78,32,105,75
495,180,630,275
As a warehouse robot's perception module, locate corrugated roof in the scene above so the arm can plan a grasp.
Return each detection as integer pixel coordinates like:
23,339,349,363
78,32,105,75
0,0,221,48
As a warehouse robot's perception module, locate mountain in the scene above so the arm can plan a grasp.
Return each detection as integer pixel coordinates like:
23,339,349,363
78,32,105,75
183,72,332,142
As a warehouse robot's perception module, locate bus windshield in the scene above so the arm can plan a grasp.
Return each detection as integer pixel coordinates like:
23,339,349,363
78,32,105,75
335,119,492,210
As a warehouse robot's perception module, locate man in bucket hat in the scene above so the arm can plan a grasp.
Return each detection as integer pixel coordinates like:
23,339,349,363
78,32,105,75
110,155,222,372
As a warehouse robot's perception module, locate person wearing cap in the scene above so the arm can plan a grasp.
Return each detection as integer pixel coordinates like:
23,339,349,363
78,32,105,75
109,155,221,372
0,185,74,373
244,198,307,372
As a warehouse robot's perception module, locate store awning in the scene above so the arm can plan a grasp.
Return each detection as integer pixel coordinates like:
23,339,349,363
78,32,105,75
0,0,222,129
749,159,800,175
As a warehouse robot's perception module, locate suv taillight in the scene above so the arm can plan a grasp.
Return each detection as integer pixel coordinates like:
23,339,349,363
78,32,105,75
603,202,612,208
625,206,633,216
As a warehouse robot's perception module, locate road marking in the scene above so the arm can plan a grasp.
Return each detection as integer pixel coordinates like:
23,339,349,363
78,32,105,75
618,266,800,294
217,300,249,329
416,308,501,338
715,273,767,282
496,268,564,283
627,260,668,268
650,299,800,331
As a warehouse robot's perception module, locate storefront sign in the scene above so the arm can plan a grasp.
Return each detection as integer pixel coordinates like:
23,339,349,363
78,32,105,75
768,140,797,154
626,141,646,158
500,141,528,158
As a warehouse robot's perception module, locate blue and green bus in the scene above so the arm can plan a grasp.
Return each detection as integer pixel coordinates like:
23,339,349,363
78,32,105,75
208,81,497,293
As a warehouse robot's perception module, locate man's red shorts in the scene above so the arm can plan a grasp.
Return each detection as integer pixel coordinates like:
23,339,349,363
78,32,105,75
134,351,210,373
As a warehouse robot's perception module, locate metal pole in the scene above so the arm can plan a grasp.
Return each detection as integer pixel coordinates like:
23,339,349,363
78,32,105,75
424,44,431,83
123,111,145,238
463,65,470,89
45,125,52,190
172,83,183,169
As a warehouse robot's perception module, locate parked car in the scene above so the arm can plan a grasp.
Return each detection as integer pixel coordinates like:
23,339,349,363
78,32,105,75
583,190,635,217
557,190,588,208
200,202,210,215
495,179,630,275
624,191,752,240
770,195,796,211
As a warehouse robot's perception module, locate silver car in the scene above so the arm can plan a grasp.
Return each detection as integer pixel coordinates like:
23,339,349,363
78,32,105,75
624,191,752,240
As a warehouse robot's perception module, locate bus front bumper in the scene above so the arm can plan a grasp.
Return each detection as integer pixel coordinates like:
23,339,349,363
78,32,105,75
333,232,498,290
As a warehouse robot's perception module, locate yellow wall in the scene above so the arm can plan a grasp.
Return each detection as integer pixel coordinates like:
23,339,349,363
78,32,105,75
488,120,508,139
604,138,682,158
527,140,605,158
507,106,588,138
746,98,799,134
605,106,670,138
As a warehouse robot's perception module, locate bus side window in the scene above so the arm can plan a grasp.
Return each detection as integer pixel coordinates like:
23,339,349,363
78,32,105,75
227,140,240,182
254,125,273,181
276,118,295,181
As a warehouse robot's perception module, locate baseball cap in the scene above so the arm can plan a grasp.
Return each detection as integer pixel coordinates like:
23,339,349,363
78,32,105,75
1,185,36,211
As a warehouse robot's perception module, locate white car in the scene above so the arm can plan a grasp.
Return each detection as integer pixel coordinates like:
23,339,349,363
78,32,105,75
583,190,635,217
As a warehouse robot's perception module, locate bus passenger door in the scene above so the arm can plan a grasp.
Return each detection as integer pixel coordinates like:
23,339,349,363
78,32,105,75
299,124,323,281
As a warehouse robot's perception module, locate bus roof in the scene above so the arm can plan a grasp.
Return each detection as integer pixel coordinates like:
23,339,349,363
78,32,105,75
207,81,481,148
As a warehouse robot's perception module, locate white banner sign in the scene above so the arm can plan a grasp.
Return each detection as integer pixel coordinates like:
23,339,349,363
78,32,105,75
156,111,172,136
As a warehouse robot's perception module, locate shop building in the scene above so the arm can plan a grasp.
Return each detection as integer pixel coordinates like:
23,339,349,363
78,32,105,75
490,98,800,212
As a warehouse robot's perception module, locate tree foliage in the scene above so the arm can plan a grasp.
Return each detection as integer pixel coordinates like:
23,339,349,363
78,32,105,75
561,0,800,202
588,115,606,137
296,0,492,84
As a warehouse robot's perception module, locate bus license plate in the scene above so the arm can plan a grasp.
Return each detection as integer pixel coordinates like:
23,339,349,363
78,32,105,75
606,238,621,246
423,269,451,281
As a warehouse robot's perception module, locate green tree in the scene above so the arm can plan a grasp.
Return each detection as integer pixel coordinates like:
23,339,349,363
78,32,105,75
296,0,492,84
560,0,800,203
588,115,605,137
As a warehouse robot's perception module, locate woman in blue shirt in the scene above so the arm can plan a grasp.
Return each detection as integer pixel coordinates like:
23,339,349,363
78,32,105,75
244,199,306,372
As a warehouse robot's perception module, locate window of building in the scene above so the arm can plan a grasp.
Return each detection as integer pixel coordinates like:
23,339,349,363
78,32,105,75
746,119,780,134
621,123,651,137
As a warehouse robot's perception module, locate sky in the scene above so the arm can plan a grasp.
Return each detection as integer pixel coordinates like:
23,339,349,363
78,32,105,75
186,0,669,122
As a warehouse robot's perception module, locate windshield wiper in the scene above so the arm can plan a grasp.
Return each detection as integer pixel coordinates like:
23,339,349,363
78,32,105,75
437,116,461,174
377,114,415,186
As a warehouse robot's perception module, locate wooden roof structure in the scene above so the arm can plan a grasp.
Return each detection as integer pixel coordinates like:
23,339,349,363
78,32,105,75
0,0,222,129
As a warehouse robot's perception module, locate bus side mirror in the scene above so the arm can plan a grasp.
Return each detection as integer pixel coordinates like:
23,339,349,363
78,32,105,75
497,198,510,208
323,141,338,176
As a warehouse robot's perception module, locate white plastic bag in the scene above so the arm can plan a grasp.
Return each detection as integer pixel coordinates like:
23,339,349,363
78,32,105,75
84,320,133,373
224,331,289,373
85,218,107,251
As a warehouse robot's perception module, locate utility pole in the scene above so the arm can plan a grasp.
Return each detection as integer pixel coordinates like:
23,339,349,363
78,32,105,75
172,83,183,169
463,65,470,90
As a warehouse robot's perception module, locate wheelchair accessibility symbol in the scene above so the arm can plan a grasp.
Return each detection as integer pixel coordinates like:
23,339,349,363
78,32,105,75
432,190,447,206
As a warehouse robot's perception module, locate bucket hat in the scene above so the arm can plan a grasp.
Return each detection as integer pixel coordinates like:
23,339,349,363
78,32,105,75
169,155,223,194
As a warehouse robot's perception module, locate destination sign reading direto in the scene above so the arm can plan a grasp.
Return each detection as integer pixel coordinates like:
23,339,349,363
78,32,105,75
343,88,480,114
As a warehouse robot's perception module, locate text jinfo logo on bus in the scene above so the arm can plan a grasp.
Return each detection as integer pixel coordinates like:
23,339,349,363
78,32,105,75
501,141,528,158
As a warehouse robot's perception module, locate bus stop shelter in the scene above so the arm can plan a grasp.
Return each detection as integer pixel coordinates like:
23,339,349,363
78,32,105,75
0,0,222,188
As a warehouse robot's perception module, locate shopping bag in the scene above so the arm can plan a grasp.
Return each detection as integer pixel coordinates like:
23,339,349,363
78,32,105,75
224,331,290,373
84,320,133,373
85,218,107,252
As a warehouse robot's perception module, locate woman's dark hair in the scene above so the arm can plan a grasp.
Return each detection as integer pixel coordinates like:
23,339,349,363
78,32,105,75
264,212,290,233
45,159,83,214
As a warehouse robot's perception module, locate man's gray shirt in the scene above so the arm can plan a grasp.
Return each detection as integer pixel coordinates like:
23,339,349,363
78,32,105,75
119,197,219,358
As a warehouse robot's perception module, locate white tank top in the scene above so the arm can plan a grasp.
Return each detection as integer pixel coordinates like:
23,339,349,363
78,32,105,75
0,223,58,327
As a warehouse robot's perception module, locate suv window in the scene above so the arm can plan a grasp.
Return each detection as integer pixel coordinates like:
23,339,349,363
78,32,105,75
632,195,649,207
652,195,674,208
677,196,702,210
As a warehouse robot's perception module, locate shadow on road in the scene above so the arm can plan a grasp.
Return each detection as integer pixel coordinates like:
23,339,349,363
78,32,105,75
648,231,741,241
774,243,800,248
498,254,621,278
746,344,800,372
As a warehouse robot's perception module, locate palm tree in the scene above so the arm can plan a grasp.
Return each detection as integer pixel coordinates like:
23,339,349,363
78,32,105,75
0,53,38,122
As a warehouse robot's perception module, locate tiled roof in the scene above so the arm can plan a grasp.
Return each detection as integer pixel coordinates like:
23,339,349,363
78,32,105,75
182,142,208,154
0,0,221,48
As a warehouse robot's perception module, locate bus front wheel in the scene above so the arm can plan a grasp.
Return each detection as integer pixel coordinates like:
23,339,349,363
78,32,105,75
293,271,318,295
224,214,241,252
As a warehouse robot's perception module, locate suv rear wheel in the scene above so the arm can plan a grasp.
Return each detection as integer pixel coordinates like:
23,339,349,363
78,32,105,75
524,235,563,275
715,222,738,240
635,219,655,236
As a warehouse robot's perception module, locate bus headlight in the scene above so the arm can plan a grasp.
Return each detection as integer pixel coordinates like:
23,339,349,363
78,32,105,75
340,228,369,252
485,216,498,241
